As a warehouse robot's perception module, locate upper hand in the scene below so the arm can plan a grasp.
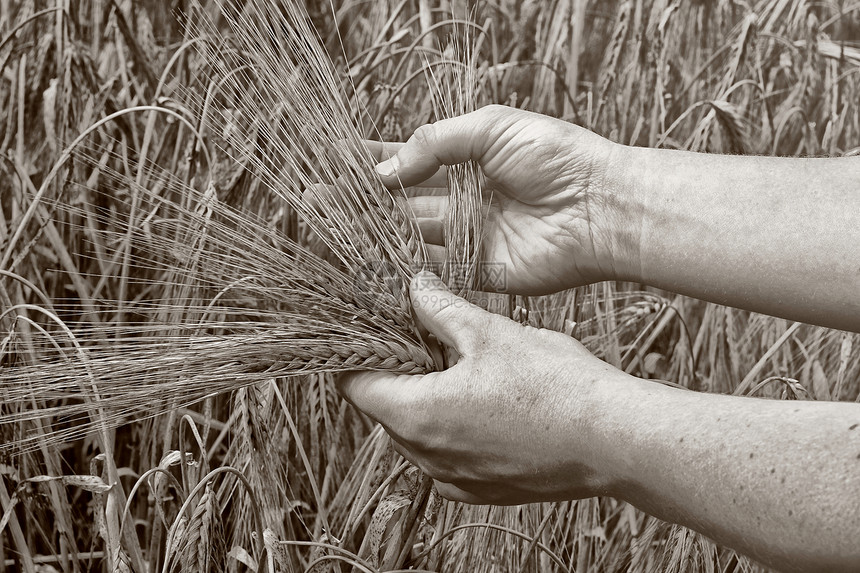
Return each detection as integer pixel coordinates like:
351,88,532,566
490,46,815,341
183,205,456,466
371,105,636,295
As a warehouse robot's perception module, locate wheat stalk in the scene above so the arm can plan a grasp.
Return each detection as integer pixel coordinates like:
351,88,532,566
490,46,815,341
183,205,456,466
0,0,484,456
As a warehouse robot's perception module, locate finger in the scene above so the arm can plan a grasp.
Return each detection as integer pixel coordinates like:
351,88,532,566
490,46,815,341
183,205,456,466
443,343,461,367
414,167,449,188
417,218,444,245
364,140,402,162
366,140,449,187
408,195,448,219
424,244,447,264
374,108,501,188
433,480,486,505
409,271,494,355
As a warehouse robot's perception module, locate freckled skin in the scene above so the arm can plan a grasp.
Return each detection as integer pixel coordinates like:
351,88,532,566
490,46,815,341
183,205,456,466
342,276,860,573
343,106,860,572
604,381,860,572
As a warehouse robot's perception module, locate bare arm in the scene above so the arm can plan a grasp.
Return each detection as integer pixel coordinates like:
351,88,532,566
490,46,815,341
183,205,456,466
339,107,860,571
598,374,860,572
616,148,860,332
371,105,860,331
340,276,860,572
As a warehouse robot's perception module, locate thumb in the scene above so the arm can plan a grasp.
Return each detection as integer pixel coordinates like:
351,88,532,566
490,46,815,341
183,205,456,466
374,108,497,188
336,369,440,445
410,271,494,355
336,370,418,426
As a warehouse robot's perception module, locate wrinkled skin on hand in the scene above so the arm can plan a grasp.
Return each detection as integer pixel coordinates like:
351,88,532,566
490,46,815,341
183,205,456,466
370,105,632,295
338,272,621,505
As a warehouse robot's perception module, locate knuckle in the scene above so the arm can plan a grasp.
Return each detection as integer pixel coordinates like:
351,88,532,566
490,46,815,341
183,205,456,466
477,103,518,123
433,299,463,324
410,124,435,148
397,411,448,455
480,103,505,115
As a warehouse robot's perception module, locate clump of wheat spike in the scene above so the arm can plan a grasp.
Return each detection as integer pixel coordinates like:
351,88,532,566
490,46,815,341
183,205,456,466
0,0,484,454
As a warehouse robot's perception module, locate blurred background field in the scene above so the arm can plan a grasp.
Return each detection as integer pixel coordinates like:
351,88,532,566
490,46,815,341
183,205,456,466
1,0,859,571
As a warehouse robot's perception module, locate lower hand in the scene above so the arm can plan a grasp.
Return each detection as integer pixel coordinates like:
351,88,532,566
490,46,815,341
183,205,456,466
337,271,628,505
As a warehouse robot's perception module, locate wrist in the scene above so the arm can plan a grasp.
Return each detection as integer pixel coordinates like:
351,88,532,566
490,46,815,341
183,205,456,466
557,351,655,498
577,370,669,499
590,141,646,283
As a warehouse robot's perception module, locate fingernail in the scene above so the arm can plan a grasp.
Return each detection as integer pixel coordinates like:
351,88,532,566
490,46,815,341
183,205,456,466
413,270,444,291
375,155,400,178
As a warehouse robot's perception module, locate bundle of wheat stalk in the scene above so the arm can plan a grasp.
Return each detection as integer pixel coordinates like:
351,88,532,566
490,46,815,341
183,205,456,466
0,0,484,455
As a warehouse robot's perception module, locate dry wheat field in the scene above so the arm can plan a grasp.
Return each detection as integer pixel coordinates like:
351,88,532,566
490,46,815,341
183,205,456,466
0,0,858,571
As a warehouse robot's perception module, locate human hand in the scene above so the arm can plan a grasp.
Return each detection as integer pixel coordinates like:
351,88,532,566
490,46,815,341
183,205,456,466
337,271,630,505
370,105,636,295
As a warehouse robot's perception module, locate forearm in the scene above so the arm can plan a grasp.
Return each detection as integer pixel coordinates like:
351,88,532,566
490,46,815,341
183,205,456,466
614,147,860,332
594,376,860,571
